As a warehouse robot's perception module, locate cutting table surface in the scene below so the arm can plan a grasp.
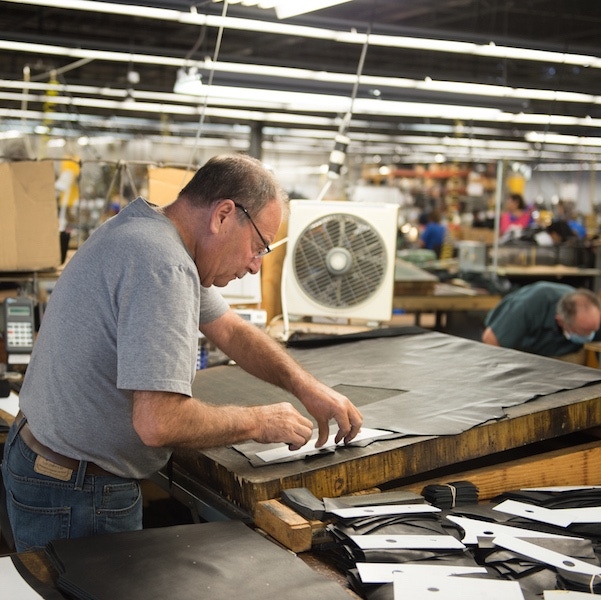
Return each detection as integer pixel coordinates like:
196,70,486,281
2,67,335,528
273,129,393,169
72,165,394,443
173,331,601,515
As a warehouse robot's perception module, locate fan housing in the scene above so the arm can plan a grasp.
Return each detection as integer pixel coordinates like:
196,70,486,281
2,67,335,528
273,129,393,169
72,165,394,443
284,201,399,322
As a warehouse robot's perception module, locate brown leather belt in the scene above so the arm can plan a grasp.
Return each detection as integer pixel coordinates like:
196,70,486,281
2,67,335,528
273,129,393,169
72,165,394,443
16,411,114,477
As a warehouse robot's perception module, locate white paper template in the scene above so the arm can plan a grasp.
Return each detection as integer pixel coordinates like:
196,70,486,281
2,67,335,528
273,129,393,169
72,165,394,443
493,499,601,528
255,427,393,463
0,390,20,417
330,503,440,518
493,535,601,577
0,556,45,599
357,562,486,584
392,572,525,600
350,534,465,550
446,515,579,545
522,486,601,493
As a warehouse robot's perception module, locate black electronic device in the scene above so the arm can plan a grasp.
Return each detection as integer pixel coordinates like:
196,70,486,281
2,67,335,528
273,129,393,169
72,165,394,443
3,297,35,357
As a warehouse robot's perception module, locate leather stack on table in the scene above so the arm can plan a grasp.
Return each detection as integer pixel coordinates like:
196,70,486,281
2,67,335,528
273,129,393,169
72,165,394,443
318,488,601,600
447,490,601,597
422,480,479,509
322,501,487,599
44,520,352,600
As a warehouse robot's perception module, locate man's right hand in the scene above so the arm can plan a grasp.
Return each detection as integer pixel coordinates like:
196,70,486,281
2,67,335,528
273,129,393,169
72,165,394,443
250,403,314,451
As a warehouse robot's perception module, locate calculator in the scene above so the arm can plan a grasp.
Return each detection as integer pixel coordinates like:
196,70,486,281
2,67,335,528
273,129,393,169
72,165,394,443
4,297,35,354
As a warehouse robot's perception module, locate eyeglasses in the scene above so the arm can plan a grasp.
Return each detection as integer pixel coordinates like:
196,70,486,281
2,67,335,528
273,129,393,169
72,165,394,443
233,202,271,258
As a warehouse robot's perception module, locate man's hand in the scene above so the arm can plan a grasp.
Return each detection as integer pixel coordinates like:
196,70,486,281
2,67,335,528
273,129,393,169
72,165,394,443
199,311,363,450
297,381,363,448
250,403,314,451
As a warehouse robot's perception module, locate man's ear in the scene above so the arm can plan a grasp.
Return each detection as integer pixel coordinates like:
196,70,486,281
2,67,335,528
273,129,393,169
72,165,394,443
555,314,565,330
210,199,235,233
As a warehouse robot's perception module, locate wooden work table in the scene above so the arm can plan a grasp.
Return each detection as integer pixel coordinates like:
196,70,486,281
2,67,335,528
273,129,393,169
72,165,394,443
494,264,601,288
495,264,600,278
426,260,600,282
173,379,601,517
4,334,601,600
392,282,501,327
170,332,601,520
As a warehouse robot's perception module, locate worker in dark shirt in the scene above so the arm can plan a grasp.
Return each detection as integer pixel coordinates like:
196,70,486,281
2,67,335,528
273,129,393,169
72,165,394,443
482,281,601,358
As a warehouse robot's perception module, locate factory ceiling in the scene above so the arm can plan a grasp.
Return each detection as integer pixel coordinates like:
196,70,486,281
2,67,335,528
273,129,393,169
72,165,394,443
1,0,600,165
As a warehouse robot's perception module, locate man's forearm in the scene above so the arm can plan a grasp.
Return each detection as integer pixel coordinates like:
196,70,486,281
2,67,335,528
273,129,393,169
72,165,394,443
220,319,313,395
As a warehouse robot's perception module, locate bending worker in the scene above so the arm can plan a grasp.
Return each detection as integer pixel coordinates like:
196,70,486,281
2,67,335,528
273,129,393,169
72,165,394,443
482,281,601,359
2,154,363,552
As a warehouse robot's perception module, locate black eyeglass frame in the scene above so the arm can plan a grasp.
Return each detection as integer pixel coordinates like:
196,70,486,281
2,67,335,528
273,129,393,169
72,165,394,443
233,201,272,257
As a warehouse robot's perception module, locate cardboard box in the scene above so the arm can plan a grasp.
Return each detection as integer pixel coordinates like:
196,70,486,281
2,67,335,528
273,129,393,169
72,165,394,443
0,161,61,271
147,167,194,207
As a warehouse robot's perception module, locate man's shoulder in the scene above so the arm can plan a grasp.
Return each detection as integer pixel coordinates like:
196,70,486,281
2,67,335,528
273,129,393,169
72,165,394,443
518,281,574,300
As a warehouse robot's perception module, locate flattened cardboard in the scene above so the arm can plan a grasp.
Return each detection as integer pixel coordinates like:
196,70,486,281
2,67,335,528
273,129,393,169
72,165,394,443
0,161,61,271
147,167,193,207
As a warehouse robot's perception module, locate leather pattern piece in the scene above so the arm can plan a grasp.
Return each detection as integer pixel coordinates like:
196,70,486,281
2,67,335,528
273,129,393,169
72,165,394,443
446,497,601,598
477,536,599,598
323,490,424,513
422,480,479,509
281,487,326,521
325,511,471,572
491,488,601,540
45,521,352,600
285,325,429,349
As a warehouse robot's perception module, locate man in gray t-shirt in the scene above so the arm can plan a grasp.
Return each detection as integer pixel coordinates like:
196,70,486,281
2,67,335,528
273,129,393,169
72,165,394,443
2,154,363,552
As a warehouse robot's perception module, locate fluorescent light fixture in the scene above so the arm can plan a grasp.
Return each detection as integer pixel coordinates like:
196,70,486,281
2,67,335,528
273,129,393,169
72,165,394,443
275,0,353,19
525,131,601,146
173,67,203,94
46,137,66,147
3,80,601,132
535,163,601,171
5,0,601,69
2,40,600,112
0,129,22,140
214,0,353,19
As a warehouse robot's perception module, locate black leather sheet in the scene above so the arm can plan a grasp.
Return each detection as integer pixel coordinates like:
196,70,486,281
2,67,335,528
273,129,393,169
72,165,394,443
205,331,601,466
289,332,601,435
45,521,352,600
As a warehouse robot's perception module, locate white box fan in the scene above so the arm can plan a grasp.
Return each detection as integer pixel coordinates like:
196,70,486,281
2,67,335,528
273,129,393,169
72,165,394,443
283,200,399,323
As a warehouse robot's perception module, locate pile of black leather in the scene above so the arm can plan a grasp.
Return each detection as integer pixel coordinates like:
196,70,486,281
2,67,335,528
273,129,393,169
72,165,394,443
308,485,601,600
44,520,352,600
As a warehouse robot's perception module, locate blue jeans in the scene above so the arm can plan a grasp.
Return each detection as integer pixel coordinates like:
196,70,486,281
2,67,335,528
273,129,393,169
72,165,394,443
1,419,143,552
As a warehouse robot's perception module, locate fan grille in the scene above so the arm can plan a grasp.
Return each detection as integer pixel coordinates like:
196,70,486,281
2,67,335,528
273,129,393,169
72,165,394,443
292,212,388,308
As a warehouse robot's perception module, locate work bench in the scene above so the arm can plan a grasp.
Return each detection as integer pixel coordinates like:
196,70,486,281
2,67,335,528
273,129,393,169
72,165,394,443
392,281,501,328
3,330,601,600
167,330,601,524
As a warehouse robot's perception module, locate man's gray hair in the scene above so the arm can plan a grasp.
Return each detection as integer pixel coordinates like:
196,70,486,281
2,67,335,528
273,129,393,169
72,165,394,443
177,153,288,217
557,288,601,327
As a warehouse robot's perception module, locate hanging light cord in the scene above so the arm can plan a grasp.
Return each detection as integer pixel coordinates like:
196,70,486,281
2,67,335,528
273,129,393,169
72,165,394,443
282,23,372,338
185,0,229,172
342,22,371,137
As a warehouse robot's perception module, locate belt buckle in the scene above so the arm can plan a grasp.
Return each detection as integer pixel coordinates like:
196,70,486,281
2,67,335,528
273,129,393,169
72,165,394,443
33,455,73,481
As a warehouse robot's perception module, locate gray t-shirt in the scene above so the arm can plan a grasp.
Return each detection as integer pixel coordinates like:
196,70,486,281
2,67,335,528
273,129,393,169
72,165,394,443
19,198,229,478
